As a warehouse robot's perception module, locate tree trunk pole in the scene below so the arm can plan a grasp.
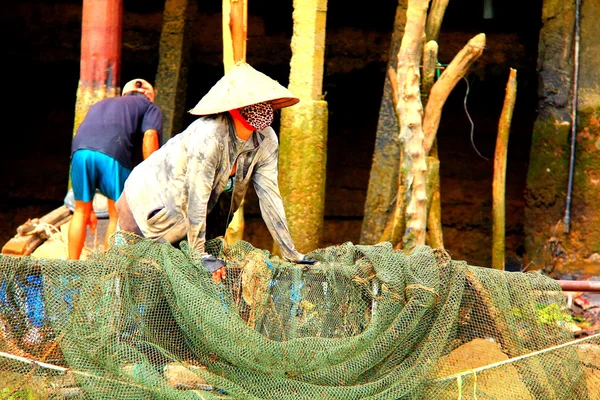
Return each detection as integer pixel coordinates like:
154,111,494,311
492,68,517,270
378,68,405,245
360,1,408,245
422,0,447,247
223,0,248,245
396,0,430,250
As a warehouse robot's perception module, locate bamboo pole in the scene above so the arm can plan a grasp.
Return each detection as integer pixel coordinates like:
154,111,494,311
423,34,486,156
396,0,430,250
223,0,248,246
492,68,517,270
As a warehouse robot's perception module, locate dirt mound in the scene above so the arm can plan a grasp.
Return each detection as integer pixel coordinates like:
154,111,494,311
436,338,534,399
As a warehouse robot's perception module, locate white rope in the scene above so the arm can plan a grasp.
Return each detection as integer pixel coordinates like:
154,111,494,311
21,220,97,256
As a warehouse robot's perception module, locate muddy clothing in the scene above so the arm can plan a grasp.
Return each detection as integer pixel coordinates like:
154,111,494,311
122,113,303,262
71,94,163,170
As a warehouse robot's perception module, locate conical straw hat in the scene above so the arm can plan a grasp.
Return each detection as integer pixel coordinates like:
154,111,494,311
189,62,299,115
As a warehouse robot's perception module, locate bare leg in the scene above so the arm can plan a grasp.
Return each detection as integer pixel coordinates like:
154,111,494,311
105,199,118,250
68,200,94,260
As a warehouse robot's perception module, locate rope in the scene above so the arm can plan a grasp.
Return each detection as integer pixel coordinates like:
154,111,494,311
20,220,97,256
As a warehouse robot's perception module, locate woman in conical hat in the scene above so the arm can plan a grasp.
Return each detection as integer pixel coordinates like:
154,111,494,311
116,62,315,283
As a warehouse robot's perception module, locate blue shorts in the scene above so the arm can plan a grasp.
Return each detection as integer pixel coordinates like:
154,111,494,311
71,149,131,202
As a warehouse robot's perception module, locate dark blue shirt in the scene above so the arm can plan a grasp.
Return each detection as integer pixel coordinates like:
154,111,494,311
71,95,163,169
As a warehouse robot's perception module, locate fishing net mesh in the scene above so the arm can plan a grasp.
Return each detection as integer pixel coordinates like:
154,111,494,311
1,232,599,399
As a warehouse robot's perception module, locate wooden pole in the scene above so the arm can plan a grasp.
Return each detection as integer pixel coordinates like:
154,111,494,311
423,0,446,247
425,0,449,42
557,280,600,293
223,0,248,245
396,0,430,250
421,40,444,249
378,69,406,245
492,68,517,270
360,1,407,245
222,0,247,71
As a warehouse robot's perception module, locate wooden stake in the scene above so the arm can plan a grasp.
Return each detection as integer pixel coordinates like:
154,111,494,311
396,0,430,250
492,68,517,270
425,0,449,42
423,33,486,156
222,0,247,71
421,40,444,249
223,0,248,245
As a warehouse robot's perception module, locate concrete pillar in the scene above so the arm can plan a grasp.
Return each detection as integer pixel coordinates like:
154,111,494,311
154,0,196,142
279,0,328,253
525,0,600,274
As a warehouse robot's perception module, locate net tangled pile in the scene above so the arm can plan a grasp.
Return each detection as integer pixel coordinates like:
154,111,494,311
1,232,599,399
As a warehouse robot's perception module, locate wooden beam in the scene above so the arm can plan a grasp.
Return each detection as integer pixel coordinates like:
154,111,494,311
2,206,72,256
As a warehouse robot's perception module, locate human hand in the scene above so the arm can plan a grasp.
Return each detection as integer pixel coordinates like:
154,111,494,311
212,266,227,284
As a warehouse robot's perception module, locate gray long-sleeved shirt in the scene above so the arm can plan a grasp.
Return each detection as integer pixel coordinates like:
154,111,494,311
123,113,303,262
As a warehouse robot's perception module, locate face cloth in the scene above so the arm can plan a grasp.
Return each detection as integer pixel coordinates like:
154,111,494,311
239,101,274,130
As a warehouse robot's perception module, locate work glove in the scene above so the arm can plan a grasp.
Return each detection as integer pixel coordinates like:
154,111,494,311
201,255,227,284
201,255,226,273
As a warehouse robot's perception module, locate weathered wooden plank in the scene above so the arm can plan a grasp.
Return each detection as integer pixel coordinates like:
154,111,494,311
1,206,72,256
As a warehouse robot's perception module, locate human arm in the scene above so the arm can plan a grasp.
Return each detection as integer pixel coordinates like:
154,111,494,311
142,129,159,159
184,134,224,269
252,148,314,263
141,104,163,159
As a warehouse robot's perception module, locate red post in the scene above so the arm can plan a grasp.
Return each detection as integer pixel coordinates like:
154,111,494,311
80,0,122,91
73,0,123,135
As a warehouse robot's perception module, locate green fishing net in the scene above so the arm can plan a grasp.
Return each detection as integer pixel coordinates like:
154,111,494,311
0,232,598,399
